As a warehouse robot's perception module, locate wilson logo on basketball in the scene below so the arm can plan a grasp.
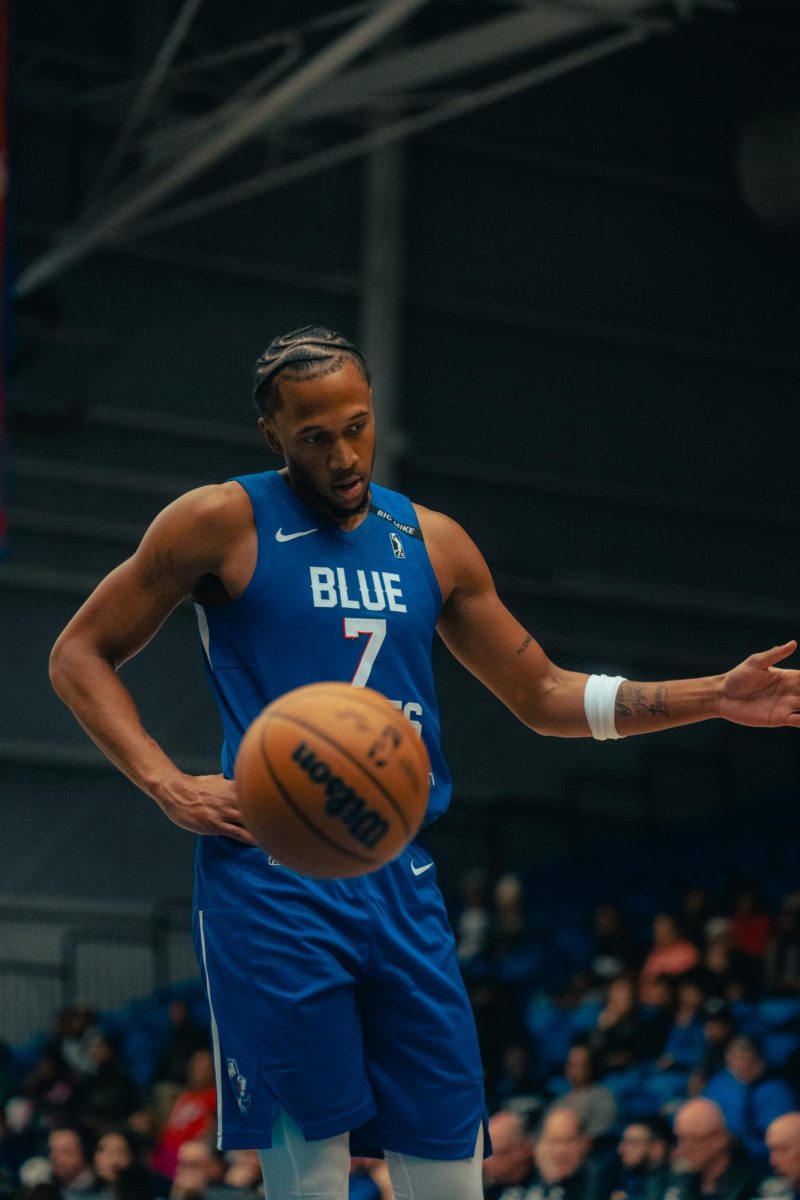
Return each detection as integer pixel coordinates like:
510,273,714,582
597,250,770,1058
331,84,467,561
291,742,390,849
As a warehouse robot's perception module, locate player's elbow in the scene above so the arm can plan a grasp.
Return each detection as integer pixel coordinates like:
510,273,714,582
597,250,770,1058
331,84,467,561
511,668,581,738
49,632,74,699
49,630,92,701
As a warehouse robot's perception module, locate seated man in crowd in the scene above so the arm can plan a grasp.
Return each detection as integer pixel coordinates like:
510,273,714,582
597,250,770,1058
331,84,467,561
551,1044,617,1140
483,1111,536,1200
611,1118,672,1200
589,977,646,1076
47,1124,97,1200
169,1139,227,1200
756,1112,800,1200
704,1036,796,1161
668,1098,763,1200
484,1106,605,1200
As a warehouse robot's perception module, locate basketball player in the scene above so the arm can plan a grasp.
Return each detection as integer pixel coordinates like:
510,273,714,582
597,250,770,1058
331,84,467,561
50,327,800,1200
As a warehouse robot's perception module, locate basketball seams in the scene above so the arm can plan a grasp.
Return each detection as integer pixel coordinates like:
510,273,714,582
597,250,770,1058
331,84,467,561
256,732,378,867
264,710,413,835
268,684,430,780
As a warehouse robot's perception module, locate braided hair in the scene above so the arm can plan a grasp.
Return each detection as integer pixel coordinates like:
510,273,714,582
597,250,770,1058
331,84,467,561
252,325,369,418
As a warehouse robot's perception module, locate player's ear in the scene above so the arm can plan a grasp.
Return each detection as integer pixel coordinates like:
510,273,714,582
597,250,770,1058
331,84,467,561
259,417,282,456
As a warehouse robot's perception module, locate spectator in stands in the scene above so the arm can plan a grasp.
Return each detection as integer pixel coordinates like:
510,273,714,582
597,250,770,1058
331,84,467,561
221,1151,262,1199
490,873,533,962
588,906,640,986
55,1007,102,1080
759,1112,800,1200
154,1003,210,1088
2,1096,42,1182
669,1098,762,1200
550,1044,617,1140
22,1051,76,1119
640,916,700,1003
729,886,772,994
151,1051,217,1179
766,895,800,997
611,1119,672,1200
703,922,751,1003
18,1154,59,1200
639,976,678,1062
490,1040,543,1121
483,1110,535,1200
689,1002,737,1096
642,1116,673,1175
168,1140,225,1200
70,1037,141,1129
47,1124,97,1200
704,1036,796,1161
93,1130,170,1200
730,886,772,962
532,1108,602,1200
679,888,714,951
94,1129,134,1192
456,869,492,965
657,973,708,1073
589,976,647,1074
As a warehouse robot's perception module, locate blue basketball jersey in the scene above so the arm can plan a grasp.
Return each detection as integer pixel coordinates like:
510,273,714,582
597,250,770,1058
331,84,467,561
190,471,488,1159
194,470,451,825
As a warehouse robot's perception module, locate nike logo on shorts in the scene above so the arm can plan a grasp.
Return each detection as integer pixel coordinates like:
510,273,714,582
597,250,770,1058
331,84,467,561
411,861,434,876
275,527,318,542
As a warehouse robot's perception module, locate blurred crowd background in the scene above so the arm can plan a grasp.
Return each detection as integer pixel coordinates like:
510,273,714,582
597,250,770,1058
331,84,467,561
2,869,800,1199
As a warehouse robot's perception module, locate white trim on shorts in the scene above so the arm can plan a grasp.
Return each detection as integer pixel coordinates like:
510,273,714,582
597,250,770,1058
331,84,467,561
198,909,225,1147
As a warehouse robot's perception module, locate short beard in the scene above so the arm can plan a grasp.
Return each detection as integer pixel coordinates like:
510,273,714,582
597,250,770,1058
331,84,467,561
325,490,371,521
284,452,374,522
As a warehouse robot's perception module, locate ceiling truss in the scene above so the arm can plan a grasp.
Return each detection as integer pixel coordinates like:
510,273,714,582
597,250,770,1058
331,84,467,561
16,0,725,296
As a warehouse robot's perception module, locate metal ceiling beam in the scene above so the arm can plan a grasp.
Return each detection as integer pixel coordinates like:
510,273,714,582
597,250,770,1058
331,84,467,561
15,0,430,297
90,0,206,197
64,4,381,110
122,3,613,171
132,27,646,236
292,2,609,120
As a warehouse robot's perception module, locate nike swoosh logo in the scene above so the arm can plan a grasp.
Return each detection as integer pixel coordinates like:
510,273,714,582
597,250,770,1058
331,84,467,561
411,861,434,876
275,527,318,542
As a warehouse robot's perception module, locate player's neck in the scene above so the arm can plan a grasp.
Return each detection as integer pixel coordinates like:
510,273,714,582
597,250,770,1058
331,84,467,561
278,467,371,531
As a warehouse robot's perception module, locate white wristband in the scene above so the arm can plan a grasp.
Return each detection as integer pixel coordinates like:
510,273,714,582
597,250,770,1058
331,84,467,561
584,674,627,740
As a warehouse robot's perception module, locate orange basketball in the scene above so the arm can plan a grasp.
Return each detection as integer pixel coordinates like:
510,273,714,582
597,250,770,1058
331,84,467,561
234,682,430,878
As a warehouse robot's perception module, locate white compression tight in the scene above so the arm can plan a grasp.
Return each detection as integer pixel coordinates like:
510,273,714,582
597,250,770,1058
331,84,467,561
258,1107,484,1200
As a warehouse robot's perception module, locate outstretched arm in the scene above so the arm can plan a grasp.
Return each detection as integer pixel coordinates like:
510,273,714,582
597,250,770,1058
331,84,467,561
49,484,256,843
420,508,800,738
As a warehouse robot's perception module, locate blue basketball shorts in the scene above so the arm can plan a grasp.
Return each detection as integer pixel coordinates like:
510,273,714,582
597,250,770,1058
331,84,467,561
193,840,487,1160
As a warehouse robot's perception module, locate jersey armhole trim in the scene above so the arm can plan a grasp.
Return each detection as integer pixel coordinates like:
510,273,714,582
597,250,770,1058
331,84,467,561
409,504,443,615
203,477,275,613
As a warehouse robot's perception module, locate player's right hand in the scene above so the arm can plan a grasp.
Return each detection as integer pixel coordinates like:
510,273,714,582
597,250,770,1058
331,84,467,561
157,773,257,845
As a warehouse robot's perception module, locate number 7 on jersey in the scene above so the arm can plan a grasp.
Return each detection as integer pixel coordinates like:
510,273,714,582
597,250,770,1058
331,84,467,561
344,618,386,687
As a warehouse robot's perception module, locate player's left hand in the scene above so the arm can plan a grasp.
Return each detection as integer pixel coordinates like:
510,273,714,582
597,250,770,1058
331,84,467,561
719,640,800,728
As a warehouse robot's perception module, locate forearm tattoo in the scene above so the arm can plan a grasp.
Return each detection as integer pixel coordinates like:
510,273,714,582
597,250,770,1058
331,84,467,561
615,682,671,723
516,634,533,656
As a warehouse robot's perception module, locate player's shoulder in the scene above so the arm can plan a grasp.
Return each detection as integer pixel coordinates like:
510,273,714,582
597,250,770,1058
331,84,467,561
160,481,253,530
412,502,466,541
140,482,254,567
412,502,479,558
411,502,493,601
